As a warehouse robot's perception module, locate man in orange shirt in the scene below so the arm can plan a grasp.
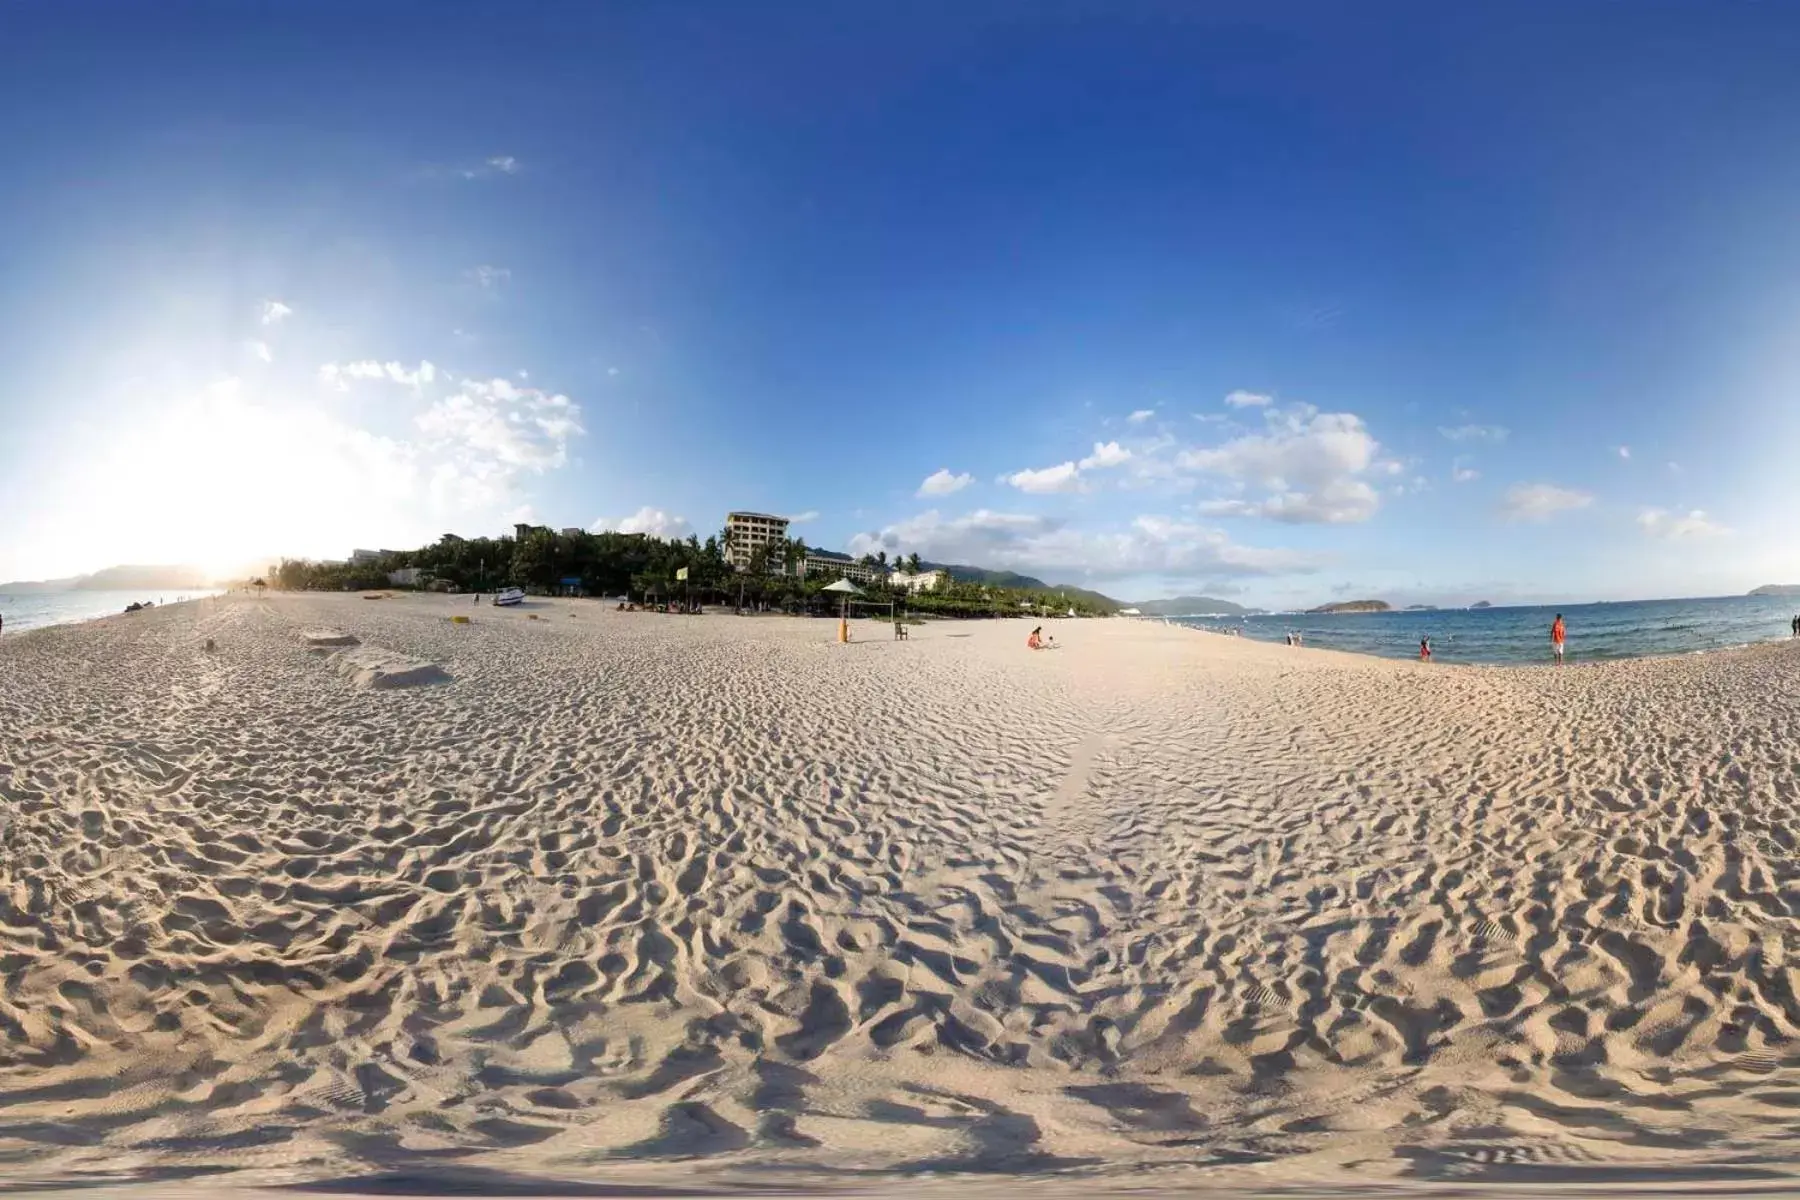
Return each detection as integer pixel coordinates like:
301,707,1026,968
1551,613,1565,664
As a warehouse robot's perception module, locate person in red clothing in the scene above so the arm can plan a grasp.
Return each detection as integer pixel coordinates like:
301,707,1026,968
1419,637,1432,661
1551,613,1566,664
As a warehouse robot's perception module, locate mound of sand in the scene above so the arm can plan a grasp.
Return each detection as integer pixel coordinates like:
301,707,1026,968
328,644,452,689
300,628,360,648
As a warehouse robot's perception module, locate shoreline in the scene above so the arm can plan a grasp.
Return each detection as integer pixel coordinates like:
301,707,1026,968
0,590,220,638
7,589,1793,674
1160,613,1798,667
1129,611,1800,671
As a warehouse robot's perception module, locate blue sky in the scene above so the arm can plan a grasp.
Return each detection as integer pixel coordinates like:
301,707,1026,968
4,2,1800,605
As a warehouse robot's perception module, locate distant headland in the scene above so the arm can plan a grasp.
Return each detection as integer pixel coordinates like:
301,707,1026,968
0,565,213,595
1309,600,1391,614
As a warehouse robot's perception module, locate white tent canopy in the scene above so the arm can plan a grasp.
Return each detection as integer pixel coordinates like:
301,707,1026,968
820,578,863,595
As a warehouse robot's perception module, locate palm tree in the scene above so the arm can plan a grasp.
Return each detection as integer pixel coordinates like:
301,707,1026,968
906,552,923,574
876,549,889,569
783,536,808,577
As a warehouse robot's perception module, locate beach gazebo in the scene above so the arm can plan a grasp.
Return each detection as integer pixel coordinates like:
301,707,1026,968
822,577,862,643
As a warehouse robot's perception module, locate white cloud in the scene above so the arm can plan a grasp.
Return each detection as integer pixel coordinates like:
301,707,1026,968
1499,482,1593,522
917,468,973,498
784,510,820,524
1617,445,1631,459
1175,406,1383,523
1453,465,1480,483
591,507,691,539
249,340,272,363
1195,479,1381,524
1637,507,1728,539
1224,390,1272,408
847,509,1321,582
319,359,438,392
1439,423,1509,442
467,265,511,289
1078,441,1132,470
459,155,521,180
1004,461,1084,494
260,300,293,326
1127,409,1156,423
416,377,582,472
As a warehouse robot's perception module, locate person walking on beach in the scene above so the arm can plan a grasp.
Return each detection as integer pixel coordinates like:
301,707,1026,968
1551,613,1566,664
1419,637,1431,661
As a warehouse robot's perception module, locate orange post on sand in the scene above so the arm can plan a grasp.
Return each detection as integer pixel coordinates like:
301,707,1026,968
838,616,849,643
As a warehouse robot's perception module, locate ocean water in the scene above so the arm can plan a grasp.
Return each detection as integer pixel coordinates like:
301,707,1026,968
0,589,218,636
1171,594,1800,665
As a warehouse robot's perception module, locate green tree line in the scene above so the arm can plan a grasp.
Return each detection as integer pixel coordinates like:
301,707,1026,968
269,523,1116,617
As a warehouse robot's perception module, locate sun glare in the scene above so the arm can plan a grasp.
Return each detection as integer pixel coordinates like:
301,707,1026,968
54,376,426,579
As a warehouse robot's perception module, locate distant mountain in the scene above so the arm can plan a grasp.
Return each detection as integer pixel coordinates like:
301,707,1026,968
935,563,1049,590
1471,600,1493,609
1310,599,1391,613
1404,604,1438,611
0,564,211,594
1051,585,1123,613
924,563,1120,612
1131,595,1253,617
1750,584,1800,597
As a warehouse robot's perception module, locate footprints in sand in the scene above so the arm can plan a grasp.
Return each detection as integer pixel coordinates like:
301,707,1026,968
7,594,1800,1183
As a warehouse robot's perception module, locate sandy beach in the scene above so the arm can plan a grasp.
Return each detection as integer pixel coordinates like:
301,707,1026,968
4,592,1800,1192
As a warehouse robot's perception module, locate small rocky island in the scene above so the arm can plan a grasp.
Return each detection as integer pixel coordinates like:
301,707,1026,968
1750,584,1800,597
1309,600,1391,613
1471,600,1493,609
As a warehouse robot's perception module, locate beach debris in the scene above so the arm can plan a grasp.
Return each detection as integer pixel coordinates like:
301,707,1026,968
450,615,471,625
203,638,216,652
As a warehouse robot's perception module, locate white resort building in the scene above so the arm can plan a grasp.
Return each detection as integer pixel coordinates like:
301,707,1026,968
887,568,947,593
800,550,885,585
725,511,790,573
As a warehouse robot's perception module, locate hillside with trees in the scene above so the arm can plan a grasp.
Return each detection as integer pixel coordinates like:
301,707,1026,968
270,524,1119,617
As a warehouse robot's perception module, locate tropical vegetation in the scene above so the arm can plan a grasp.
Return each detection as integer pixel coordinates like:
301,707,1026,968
269,523,1117,617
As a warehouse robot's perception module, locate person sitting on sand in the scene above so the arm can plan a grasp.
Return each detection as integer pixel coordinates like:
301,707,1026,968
1026,626,1057,650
